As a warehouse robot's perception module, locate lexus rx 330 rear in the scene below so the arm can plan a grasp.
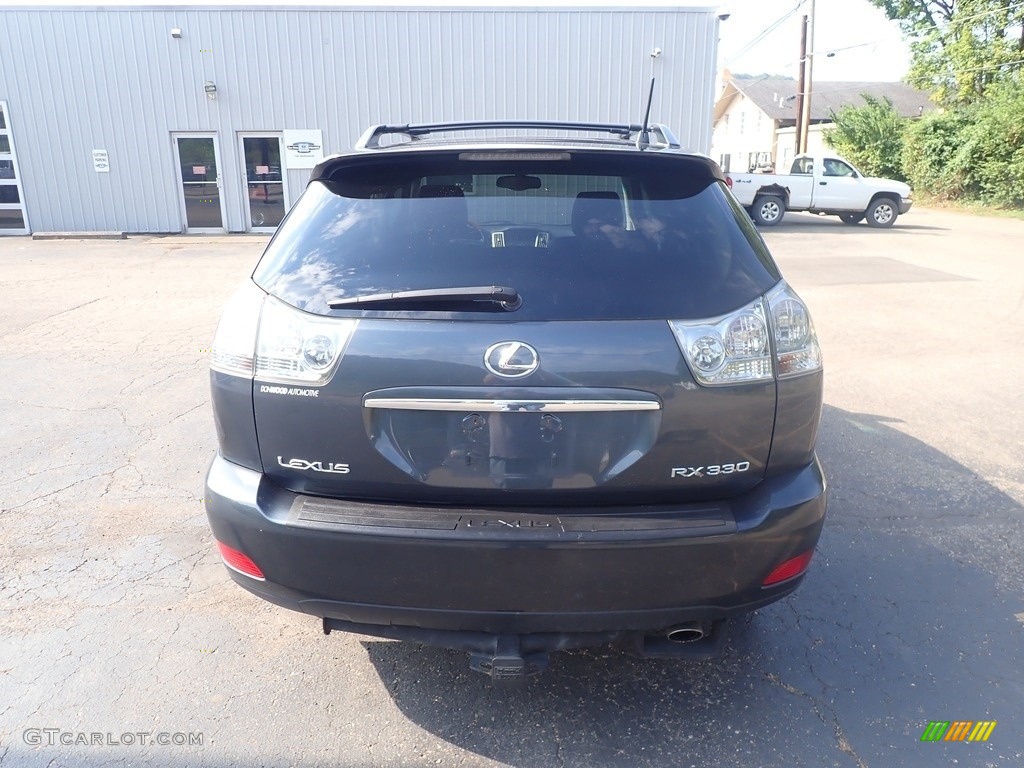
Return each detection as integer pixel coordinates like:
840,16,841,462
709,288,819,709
204,122,826,680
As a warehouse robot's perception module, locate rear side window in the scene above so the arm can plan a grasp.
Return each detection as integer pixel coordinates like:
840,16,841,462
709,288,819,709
254,151,780,321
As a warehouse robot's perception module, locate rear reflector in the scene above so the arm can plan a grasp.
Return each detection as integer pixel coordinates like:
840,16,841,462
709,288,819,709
216,541,265,580
762,550,814,586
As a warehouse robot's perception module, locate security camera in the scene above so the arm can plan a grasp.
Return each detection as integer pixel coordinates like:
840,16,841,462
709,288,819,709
718,10,731,21
650,47,663,58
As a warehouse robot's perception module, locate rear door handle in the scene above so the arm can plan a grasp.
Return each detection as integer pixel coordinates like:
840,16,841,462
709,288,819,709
819,181,827,185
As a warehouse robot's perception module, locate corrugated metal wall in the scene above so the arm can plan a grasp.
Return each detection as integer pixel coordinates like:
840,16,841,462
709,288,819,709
0,6,719,234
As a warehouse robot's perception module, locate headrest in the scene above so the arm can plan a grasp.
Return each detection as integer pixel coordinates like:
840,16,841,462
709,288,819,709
418,184,466,199
571,191,623,236
412,184,470,236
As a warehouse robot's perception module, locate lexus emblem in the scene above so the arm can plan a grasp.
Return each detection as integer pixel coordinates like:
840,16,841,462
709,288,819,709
484,341,539,379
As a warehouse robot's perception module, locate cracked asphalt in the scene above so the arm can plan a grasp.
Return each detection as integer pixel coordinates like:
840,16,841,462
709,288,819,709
1,207,1022,767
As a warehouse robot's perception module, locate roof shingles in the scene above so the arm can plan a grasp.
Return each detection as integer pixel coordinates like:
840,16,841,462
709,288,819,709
727,76,933,122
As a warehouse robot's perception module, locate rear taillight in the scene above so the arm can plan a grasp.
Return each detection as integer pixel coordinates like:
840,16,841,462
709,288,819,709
762,549,814,586
210,281,264,377
255,297,357,385
209,281,357,386
669,282,822,386
766,282,822,378
725,176,734,188
215,541,265,580
669,298,773,386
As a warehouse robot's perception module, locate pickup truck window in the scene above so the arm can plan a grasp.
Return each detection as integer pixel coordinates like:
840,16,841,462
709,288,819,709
823,159,857,178
791,158,814,175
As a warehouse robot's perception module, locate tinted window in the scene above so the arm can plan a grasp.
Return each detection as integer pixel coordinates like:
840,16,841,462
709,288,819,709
254,152,779,321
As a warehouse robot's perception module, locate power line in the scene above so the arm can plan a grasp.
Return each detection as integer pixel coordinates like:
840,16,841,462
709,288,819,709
725,38,907,97
816,39,891,56
934,0,1024,28
777,56,1024,99
722,1,807,67
942,56,1024,75
801,83,921,97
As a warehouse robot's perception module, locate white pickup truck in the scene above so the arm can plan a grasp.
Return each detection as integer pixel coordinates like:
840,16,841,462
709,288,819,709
725,154,913,227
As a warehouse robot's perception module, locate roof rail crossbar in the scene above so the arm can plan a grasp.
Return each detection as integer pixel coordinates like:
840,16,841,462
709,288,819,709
355,121,676,150
649,123,681,149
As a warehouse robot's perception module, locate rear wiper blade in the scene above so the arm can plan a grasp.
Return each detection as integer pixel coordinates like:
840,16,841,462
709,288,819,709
329,285,521,310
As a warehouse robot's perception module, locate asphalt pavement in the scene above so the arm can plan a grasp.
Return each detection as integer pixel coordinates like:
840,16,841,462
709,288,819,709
0,207,1022,767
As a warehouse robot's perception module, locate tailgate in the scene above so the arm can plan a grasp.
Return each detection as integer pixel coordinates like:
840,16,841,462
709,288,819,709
253,319,775,506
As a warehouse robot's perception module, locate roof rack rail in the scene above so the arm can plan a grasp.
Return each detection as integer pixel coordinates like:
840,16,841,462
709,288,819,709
354,121,680,150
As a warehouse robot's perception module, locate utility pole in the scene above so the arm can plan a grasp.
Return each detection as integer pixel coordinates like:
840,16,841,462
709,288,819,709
795,14,807,156
799,0,816,154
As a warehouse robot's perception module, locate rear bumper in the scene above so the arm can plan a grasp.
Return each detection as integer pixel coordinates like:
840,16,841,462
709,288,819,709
204,454,826,635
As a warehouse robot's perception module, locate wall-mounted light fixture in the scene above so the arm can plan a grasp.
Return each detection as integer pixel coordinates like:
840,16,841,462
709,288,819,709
204,81,217,100
170,27,182,38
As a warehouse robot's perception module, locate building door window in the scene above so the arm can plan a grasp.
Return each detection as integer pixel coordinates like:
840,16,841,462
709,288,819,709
173,134,225,232
0,102,29,235
240,134,288,232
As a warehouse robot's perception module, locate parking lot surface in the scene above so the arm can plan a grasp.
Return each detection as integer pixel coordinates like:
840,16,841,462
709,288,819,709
1,207,1022,767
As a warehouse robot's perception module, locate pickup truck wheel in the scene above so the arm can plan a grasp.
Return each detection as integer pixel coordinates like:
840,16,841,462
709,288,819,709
866,198,898,228
752,195,785,226
839,213,864,225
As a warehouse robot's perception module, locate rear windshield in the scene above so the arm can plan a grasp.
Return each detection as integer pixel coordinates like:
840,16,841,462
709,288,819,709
254,151,780,321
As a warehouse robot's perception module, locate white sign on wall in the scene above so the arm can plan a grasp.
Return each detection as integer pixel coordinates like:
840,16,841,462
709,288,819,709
282,130,324,169
92,149,109,173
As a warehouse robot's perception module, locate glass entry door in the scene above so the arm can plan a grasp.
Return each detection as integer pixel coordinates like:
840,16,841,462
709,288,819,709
0,102,29,235
241,135,287,231
174,135,225,232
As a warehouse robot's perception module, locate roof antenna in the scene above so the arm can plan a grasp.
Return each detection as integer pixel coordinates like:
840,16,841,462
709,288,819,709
637,76,656,150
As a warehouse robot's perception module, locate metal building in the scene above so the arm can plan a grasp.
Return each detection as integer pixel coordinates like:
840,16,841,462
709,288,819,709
0,3,721,236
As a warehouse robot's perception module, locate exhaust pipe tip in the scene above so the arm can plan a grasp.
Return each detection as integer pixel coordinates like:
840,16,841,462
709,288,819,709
634,620,727,659
665,623,705,643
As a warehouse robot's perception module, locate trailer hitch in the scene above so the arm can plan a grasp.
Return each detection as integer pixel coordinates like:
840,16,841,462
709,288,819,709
469,635,548,684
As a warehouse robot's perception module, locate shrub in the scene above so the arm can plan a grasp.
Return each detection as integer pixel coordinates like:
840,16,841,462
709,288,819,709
953,79,1024,206
902,110,973,199
824,96,908,180
903,79,1024,206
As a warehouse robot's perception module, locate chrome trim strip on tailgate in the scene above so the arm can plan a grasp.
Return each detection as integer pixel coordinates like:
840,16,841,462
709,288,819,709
362,398,661,413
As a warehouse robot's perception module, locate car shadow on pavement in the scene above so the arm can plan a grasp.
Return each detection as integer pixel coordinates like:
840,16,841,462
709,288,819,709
762,212,949,234
362,404,1024,768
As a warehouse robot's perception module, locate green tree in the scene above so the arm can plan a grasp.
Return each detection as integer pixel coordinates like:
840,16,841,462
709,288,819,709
902,78,1024,206
823,96,908,180
869,0,1024,105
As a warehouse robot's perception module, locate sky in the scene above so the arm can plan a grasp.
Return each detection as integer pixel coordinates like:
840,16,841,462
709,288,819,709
1,0,913,82
717,0,912,82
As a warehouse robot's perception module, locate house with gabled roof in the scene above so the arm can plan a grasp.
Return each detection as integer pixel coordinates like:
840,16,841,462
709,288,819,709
711,70,933,174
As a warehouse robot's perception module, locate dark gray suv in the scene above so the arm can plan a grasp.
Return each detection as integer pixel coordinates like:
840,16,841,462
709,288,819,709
205,121,826,681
